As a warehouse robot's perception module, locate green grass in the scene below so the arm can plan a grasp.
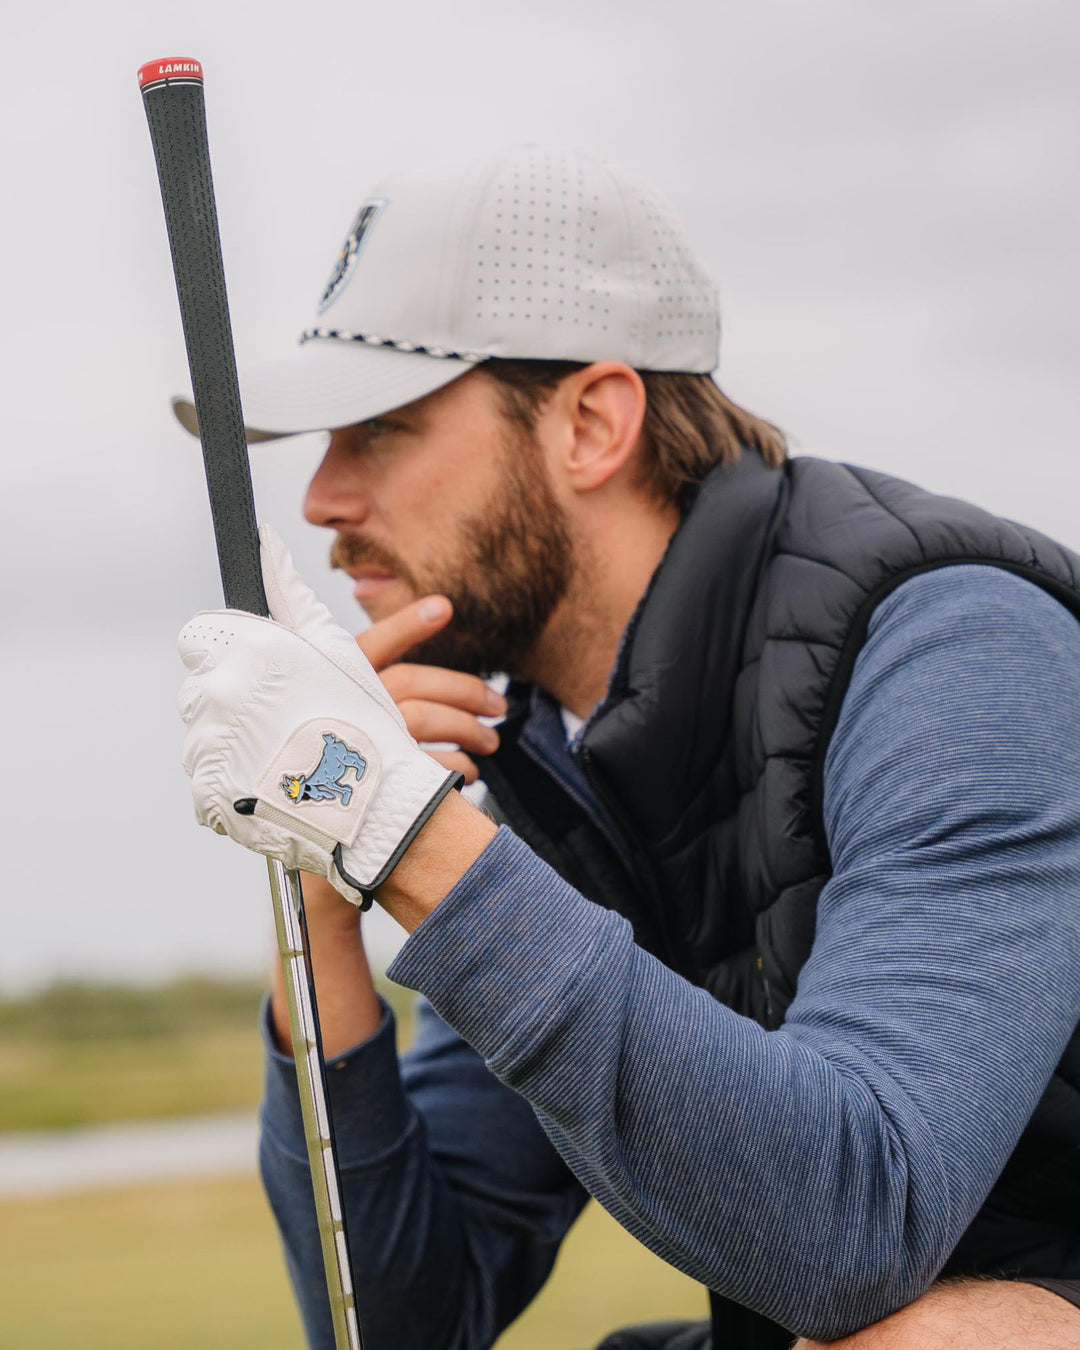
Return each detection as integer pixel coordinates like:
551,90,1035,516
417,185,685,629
0,1027,264,1131
0,977,415,1133
0,1176,305,1349
0,979,707,1343
0,1175,706,1348
0,977,267,1041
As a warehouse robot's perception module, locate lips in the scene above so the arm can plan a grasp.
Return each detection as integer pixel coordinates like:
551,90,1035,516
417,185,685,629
347,567,397,600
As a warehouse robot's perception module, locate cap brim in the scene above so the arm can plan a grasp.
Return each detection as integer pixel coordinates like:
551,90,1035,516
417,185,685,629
171,338,478,442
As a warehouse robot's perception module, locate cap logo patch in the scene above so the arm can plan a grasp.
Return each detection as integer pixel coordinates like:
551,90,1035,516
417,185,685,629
280,732,367,806
317,198,387,314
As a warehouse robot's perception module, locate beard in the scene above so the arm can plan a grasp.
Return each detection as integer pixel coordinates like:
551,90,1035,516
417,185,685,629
329,427,576,678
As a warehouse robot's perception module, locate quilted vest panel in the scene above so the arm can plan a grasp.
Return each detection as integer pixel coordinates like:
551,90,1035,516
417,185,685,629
480,452,1080,1343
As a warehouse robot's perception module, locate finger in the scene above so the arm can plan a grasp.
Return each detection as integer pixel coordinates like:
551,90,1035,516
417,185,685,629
357,596,453,671
260,527,371,671
382,663,508,717
260,525,329,633
400,700,501,755
430,749,480,786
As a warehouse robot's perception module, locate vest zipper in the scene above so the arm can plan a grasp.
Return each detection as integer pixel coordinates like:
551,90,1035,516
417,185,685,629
516,727,631,870
574,743,685,976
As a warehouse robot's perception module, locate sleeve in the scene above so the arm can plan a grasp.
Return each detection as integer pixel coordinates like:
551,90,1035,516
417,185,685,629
387,565,1080,1341
259,994,588,1350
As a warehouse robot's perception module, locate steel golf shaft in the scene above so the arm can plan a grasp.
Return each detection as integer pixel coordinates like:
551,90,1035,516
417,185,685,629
269,860,362,1347
138,57,362,1350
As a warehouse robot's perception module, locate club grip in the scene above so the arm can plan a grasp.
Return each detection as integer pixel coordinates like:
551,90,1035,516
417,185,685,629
141,67,268,617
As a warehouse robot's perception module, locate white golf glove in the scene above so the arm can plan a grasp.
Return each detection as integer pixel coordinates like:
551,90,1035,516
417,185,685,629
177,526,462,907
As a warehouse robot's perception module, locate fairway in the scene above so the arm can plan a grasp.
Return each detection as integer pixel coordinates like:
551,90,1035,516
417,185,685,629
0,1173,706,1348
0,981,707,1344
0,980,267,1133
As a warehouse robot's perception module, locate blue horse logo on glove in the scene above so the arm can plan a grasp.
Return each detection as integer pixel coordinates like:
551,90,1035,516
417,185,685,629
281,732,367,806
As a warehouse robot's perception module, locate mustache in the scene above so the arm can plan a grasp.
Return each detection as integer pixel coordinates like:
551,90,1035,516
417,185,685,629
329,534,405,576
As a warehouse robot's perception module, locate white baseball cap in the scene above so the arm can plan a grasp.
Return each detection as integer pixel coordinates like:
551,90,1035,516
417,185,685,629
173,144,720,441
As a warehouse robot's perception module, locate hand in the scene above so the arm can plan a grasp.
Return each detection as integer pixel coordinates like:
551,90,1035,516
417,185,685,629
177,527,462,907
354,598,508,786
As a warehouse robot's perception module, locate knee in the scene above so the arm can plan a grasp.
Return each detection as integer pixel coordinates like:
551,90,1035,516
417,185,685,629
791,1277,1080,1349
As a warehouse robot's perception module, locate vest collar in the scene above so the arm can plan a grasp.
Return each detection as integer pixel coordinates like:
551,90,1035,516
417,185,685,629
581,452,787,844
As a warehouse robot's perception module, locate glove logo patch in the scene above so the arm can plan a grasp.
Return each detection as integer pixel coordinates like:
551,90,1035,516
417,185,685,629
281,732,367,806
259,719,381,848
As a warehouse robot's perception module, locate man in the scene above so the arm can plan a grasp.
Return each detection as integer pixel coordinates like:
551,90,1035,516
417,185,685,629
175,146,1080,1348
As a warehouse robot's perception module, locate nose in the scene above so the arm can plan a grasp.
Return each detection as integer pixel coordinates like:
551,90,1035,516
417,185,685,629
303,428,371,528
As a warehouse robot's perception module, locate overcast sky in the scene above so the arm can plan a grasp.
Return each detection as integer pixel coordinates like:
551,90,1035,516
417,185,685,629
2,0,1077,991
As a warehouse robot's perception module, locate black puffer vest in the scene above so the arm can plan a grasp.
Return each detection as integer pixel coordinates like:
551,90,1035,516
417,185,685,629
479,453,1080,1347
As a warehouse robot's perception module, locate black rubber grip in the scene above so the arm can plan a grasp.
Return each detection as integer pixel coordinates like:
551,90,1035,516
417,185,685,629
141,80,268,617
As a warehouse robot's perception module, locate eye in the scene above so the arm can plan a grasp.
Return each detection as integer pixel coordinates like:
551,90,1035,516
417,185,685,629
364,417,401,439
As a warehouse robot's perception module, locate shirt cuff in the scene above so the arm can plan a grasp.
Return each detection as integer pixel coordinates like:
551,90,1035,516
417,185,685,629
259,994,416,1168
387,825,625,1068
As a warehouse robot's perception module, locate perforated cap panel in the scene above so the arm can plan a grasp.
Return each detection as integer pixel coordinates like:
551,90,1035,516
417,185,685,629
313,145,719,373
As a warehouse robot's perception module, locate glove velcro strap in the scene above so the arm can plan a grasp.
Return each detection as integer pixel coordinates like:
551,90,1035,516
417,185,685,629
254,799,339,855
236,768,464,912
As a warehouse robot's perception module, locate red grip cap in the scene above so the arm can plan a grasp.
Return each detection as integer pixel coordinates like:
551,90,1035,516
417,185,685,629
138,58,203,88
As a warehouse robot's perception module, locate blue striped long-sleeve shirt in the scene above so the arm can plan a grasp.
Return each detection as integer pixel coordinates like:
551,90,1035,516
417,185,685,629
259,565,1080,1347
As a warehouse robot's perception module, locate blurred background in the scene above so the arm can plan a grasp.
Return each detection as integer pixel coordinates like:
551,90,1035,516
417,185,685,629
1,1,1077,1345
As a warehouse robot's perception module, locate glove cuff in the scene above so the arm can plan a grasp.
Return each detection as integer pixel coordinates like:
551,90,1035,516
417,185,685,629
333,768,464,910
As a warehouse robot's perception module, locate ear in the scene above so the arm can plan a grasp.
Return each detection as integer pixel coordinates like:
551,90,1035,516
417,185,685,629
553,362,646,495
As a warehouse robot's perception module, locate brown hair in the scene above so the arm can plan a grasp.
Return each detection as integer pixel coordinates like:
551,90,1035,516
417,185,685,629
481,359,787,507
